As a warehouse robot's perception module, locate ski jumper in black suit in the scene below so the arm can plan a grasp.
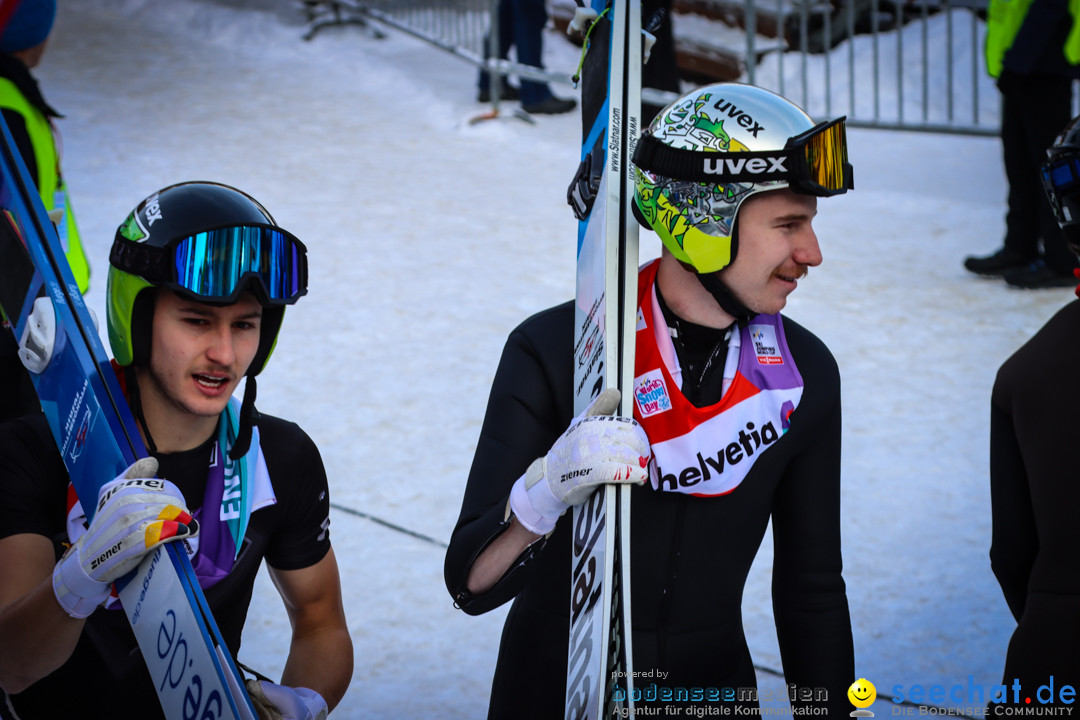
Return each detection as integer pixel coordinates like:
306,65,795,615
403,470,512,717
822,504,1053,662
0,408,332,719
445,269,854,718
990,299,1080,698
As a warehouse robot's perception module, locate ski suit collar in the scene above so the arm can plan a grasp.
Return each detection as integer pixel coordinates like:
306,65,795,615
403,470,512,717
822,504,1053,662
632,260,804,496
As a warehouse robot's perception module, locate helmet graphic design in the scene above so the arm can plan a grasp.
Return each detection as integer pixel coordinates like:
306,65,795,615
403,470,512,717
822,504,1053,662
633,82,852,274
107,181,308,377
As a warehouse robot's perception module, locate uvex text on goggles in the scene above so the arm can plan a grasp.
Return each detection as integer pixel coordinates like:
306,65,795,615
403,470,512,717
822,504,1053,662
632,116,854,197
110,224,308,305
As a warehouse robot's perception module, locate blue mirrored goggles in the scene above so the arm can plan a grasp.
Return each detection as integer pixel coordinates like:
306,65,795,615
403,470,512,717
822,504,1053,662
111,225,308,305
1042,153,1080,225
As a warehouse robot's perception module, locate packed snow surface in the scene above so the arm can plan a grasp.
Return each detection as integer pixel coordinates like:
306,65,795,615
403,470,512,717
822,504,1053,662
38,1,1069,716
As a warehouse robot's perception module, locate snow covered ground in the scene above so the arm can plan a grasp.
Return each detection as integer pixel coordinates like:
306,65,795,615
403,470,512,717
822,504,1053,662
38,1,1072,717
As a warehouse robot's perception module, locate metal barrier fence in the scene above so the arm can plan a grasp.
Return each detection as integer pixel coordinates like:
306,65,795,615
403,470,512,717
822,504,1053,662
318,0,1004,135
342,0,570,96
742,0,999,136
341,1,494,68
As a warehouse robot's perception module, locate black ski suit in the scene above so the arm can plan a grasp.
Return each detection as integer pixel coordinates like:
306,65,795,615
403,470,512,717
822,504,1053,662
0,410,332,719
990,299,1080,698
444,298,854,718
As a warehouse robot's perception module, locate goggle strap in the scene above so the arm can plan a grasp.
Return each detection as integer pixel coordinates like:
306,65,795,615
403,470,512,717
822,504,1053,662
633,133,800,185
110,237,174,283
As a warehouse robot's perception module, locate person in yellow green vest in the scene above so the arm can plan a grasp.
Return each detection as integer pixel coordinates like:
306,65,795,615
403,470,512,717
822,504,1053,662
0,0,89,423
964,0,1080,288
0,0,90,293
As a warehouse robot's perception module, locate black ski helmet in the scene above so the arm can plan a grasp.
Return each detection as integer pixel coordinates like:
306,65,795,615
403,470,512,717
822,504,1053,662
107,181,308,376
1043,115,1080,257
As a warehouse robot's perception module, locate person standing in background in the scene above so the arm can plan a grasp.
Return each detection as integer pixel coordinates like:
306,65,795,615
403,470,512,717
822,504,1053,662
0,0,90,290
641,0,681,125
476,0,577,115
964,0,1080,288
0,0,92,423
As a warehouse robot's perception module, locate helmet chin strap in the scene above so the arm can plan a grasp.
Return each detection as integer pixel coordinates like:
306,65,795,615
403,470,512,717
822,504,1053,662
229,376,257,461
125,365,159,455
694,271,756,328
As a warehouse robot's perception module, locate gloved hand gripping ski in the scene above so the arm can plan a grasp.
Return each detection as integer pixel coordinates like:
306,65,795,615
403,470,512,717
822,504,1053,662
510,388,651,535
247,679,329,720
52,457,198,618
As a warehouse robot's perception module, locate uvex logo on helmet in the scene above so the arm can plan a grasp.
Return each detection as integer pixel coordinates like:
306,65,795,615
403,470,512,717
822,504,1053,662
143,193,163,227
706,97,765,137
702,155,788,177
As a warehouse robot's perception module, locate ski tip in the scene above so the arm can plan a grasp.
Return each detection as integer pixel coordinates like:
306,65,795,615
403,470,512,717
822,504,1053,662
467,109,501,125
467,108,539,127
512,108,538,125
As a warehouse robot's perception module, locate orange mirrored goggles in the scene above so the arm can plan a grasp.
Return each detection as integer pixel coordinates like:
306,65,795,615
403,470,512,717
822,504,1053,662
632,116,853,197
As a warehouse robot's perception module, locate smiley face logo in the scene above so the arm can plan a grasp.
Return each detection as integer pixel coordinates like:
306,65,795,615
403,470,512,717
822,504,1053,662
848,678,877,709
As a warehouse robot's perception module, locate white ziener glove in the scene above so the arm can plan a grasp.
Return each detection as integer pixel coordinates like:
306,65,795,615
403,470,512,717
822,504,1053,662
247,679,328,720
510,388,650,535
52,458,198,618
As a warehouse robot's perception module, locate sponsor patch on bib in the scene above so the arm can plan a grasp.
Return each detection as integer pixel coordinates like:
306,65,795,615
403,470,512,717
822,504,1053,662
750,324,783,365
634,369,672,417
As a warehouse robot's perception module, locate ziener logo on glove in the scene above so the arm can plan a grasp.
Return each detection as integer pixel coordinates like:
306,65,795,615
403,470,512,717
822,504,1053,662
97,477,167,511
560,469,592,483
90,540,125,571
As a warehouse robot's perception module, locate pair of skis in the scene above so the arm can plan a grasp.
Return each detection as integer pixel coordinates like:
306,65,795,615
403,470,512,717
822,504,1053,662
566,1,642,718
0,117,258,718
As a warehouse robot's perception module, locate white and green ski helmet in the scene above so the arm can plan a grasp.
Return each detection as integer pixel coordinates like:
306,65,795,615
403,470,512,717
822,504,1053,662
633,82,852,274
106,181,308,375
